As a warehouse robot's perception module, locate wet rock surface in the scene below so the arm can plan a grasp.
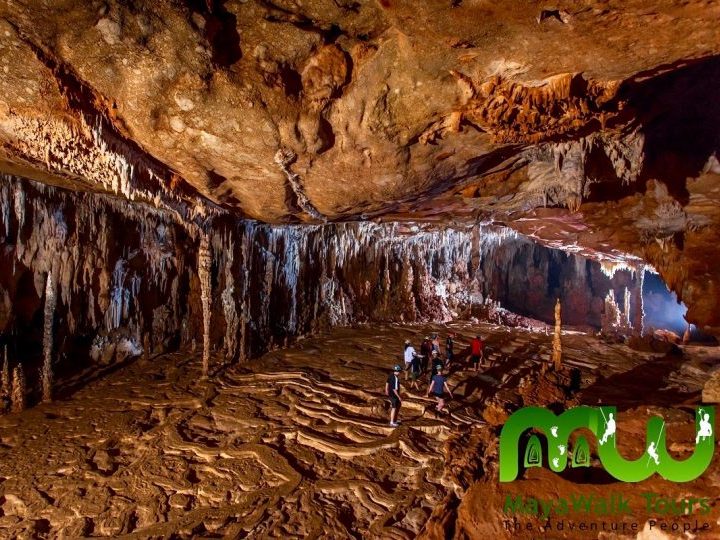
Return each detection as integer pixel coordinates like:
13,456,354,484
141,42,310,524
0,323,717,538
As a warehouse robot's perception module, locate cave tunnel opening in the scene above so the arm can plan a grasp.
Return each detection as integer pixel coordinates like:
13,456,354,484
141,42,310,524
639,270,716,343
641,270,687,336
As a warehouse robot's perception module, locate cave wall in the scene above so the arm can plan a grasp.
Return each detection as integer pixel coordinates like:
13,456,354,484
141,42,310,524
0,175,494,401
0,175,640,403
478,237,642,329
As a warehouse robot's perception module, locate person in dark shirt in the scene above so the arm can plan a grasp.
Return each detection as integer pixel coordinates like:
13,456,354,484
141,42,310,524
385,364,403,427
409,353,422,391
430,350,444,383
445,332,455,366
427,365,453,413
431,333,440,353
420,336,432,373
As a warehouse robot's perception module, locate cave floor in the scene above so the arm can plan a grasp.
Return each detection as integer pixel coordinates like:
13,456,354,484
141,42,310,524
0,323,717,539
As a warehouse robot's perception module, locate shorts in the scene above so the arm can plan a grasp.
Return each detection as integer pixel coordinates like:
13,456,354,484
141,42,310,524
389,396,401,409
471,354,480,365
432,392,445,400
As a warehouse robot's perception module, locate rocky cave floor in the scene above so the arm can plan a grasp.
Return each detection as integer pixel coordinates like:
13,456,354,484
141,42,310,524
0,324,718,539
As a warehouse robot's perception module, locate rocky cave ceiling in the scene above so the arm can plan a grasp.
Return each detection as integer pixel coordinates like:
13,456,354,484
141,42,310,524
0,0,719,329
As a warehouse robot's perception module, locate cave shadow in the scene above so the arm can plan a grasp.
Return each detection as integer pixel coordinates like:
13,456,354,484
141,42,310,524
586,55,720,205
54,352,144,401
186,0,242,67
579,349,699,411
449,347,527,400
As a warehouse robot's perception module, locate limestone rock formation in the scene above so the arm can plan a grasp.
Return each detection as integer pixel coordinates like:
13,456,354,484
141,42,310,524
0,175,647,400
552,298,562,370
702,370,720,403
0,0,717,333
10,363,24,413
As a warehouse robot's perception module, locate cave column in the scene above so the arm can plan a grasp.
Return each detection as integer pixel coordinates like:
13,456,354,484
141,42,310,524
552,298,562,370
199,234,212,378
632,268,645,335
1,347,9,411
42,270,57,402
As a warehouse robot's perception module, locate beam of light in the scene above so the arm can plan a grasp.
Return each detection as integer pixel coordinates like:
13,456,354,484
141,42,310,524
642,270,690,335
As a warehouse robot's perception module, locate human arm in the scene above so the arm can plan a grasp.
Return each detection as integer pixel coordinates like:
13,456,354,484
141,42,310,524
426,380,435,397
444,381,453,398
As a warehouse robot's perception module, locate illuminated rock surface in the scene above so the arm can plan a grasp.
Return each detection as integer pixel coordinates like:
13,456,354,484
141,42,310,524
0,324,716,538
0,0,718,329
0,1,719,537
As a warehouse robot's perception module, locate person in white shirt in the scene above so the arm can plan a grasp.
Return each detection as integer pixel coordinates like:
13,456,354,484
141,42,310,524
403,340,417,380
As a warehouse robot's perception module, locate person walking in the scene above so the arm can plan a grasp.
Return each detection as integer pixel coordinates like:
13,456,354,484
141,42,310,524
430,350,444,379
420,336,432,373
427,366,453,414
470,334,484,371
445,332,455,367
385,364,403,427
409,352,422,391
431,333,440,353
403,339,417,380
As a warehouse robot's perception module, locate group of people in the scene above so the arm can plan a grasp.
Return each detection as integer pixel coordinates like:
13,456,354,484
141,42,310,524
384,332,486,427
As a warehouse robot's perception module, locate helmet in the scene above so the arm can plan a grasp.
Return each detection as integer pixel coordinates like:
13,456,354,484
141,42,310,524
393,364,402,372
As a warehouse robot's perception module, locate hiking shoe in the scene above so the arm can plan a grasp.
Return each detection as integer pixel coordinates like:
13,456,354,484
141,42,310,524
389,422,400,427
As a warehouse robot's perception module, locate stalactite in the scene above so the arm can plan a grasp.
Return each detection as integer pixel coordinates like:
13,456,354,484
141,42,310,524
552,298,562,370
11,364,25,413
198,233,212,377
42,271,57,402
0,174,653,407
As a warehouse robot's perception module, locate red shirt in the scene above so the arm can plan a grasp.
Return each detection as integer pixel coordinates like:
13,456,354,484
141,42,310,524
471,338,483,355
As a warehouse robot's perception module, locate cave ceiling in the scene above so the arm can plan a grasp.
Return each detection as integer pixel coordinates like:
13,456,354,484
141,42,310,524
0,0,719,328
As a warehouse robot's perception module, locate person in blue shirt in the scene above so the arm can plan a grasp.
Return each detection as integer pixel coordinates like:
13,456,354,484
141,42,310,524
426,365,453,413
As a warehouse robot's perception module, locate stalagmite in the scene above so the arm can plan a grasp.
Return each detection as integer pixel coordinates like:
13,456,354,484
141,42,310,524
42,271,57,402
601,288,634,336
1,347,9,410
11,364,25,413
552,298,562,370
198,233,212,377
633,269,645,334
601,291,621,335
621,287,632,330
